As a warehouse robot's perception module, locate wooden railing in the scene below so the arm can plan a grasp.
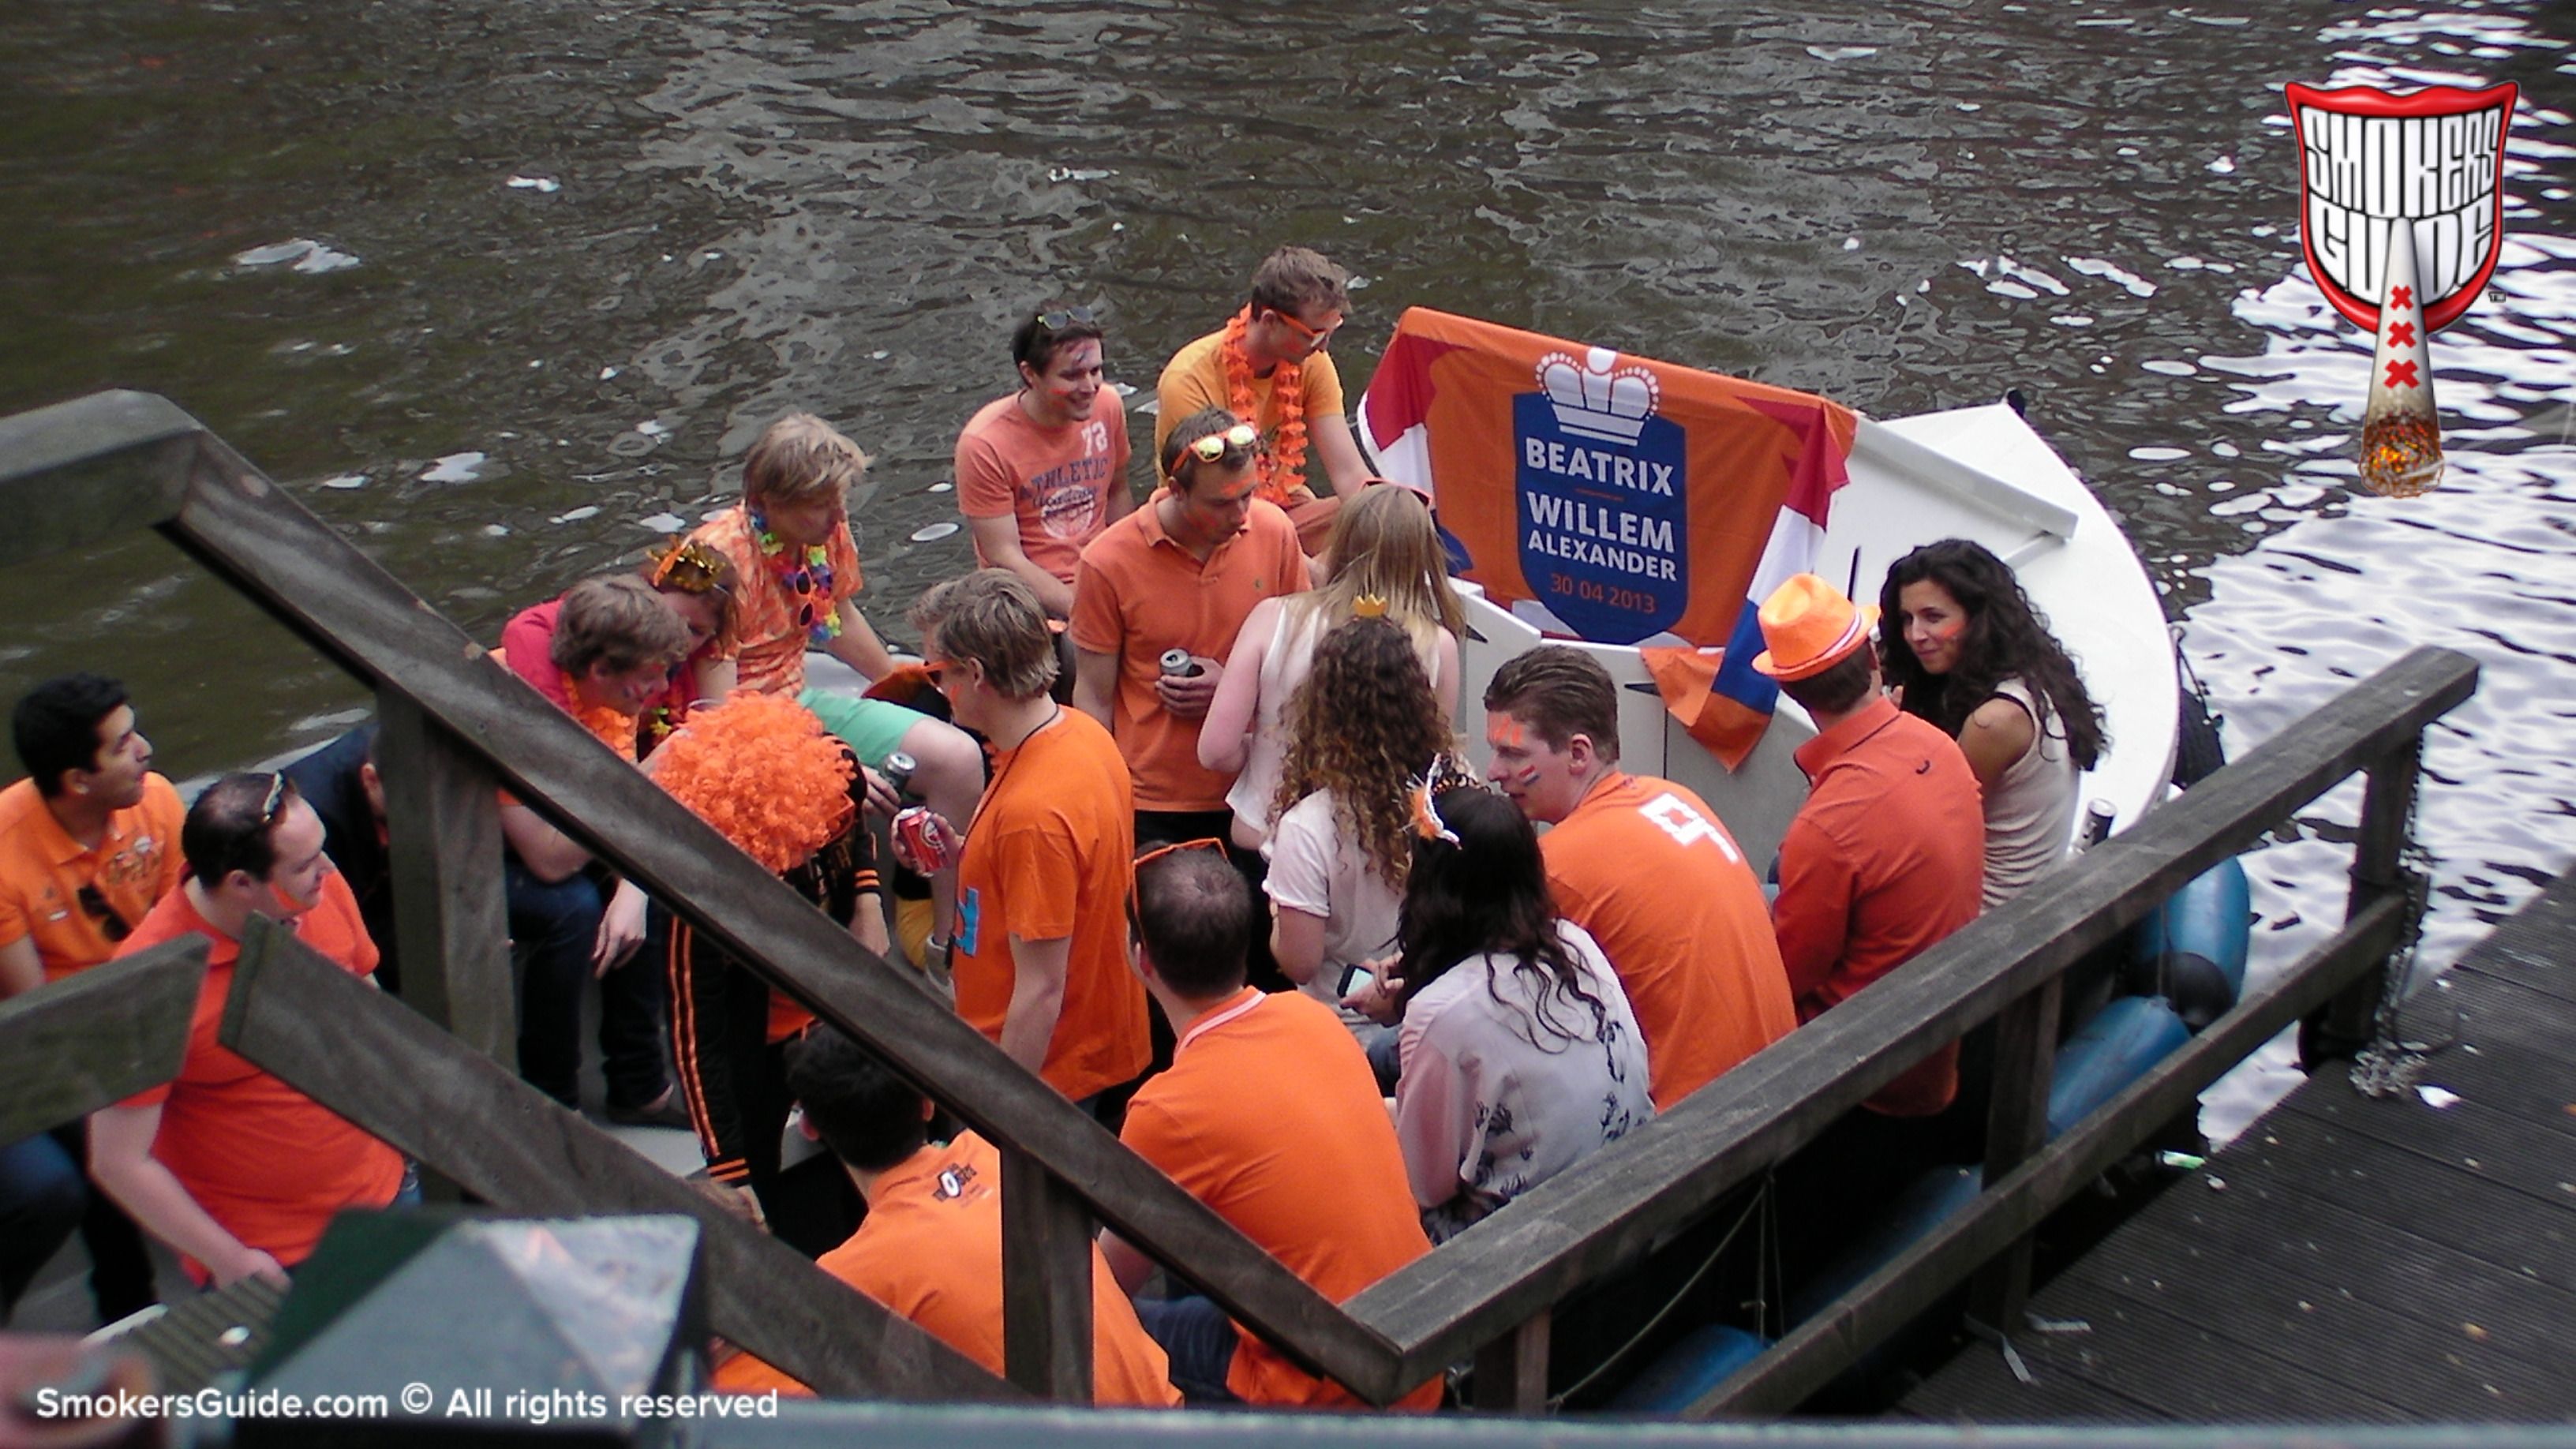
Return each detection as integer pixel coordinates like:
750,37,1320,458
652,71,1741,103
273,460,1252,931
2,390,2479,1415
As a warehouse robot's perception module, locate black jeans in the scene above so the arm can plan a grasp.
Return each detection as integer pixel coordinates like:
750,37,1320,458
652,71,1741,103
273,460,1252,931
505,856,669,1111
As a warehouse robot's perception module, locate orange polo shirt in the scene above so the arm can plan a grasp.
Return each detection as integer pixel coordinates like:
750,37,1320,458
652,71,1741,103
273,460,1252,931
1120,989,1441,1410
1773,697,1984,1118
711,1133,1179,1407
1540,774,1799,1109
1069,492,1306,812
952,709,1148,1103
0,774,185,985
115,873,404,1278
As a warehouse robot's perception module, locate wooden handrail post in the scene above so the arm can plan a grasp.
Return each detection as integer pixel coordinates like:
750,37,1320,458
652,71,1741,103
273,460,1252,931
374,691,514,1067
1471,1311,1550,1413
2305,733,2423,1065
1000,1144,1096,1401
1965,973,2062,1332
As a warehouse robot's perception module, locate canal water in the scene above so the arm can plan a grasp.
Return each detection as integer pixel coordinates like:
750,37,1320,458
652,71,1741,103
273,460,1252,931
2,1,2569,1137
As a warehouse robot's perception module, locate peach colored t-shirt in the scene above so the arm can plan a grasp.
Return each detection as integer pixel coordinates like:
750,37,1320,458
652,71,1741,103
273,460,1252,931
687,504,863,698
955,390,1131,586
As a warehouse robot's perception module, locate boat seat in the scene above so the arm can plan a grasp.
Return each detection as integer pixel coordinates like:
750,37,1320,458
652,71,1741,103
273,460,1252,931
2046,994,2191,1140
1602,1324,1771,1413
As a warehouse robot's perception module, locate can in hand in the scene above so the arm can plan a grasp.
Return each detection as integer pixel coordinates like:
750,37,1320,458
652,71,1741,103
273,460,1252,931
1159,648,1204,679
891,806,957,875
882,749,918,801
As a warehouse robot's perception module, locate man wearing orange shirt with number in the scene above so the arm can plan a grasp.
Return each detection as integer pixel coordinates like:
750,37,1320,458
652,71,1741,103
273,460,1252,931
90,773,404,1288
955,305,1133,620
1483,646,1798,1109
906,570,1148,1113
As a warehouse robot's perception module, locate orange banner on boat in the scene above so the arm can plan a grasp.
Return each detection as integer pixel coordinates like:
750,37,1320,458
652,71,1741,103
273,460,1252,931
1361,307,1857,648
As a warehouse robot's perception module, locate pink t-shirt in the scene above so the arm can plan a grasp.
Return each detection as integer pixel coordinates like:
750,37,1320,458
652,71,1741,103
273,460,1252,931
955,391,1131,586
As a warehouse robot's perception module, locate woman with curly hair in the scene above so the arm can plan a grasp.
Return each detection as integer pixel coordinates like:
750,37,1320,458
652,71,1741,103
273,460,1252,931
1260,616,1456,1009
1380,783,1652,1242
1878,538,2108,906
1202,484,1466,850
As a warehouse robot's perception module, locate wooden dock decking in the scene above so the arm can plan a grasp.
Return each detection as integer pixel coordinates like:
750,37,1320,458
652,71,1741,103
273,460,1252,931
1900,868,2576,1424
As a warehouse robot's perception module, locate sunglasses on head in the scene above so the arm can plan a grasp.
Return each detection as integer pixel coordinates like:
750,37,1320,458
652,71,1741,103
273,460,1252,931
77,883,132,943
1174,421,1260,466
1035,305,1097,330
259,773,288,826
1127,836,1227,929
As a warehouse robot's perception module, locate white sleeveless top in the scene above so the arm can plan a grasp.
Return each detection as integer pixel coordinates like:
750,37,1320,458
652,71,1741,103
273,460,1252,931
1979,677,2079,908
1223,603,1442,848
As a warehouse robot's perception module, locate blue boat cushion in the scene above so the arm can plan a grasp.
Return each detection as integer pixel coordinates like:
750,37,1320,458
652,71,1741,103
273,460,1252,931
2046,995,2191,1139
1604,1324,1772,1413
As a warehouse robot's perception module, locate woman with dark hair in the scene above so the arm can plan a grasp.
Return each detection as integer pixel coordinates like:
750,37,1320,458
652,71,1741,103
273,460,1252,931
1260,616,1455,1009
1878,538,2108,906
1380,781,1653,1242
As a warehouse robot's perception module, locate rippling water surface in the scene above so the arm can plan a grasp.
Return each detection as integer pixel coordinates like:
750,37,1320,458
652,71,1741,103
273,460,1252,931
3,1,2570,1133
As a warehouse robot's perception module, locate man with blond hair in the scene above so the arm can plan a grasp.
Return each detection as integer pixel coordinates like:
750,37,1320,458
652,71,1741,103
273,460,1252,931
908,571,1148,1113
684,411,983,964
1156,247,1368,549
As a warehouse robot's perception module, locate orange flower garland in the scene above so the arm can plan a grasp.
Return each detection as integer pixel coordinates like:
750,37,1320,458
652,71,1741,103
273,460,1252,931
1221,306,1308,505
559,670,643,758
650,693,856,873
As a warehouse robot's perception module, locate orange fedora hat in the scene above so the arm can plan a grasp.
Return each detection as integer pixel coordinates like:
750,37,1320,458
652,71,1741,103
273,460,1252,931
1750,574,1881,682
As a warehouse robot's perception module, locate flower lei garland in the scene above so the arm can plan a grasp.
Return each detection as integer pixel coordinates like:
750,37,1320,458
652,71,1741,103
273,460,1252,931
560,670,643,757
748,506,845,646
652,693,857,873
1221,306,1308,505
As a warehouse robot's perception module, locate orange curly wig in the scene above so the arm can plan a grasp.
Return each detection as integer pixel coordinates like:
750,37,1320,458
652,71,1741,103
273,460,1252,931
650,693,856,872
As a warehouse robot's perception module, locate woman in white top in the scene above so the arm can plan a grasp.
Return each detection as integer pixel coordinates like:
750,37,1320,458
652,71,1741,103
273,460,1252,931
1200,485,1466,849
1369,780,1654,1243
1879,539,2108,907
1260,616,1458,1008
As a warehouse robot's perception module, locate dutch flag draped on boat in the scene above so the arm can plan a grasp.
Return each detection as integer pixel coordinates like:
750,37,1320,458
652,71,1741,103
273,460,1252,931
1359,307,1855,768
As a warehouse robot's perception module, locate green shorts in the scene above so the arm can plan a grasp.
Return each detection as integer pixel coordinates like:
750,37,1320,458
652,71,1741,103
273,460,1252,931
797,689,926,769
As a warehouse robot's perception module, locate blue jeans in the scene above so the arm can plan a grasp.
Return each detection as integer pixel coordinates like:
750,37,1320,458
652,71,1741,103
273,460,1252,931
0,1133,84,1322
505,857,668,1110
1135,1294,1241,1405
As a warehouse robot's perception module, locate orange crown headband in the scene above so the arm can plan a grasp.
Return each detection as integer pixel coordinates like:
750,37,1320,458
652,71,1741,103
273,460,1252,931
650,539,732,597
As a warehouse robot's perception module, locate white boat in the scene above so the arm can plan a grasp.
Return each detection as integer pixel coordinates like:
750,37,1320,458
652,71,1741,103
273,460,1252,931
1356,313,2177,873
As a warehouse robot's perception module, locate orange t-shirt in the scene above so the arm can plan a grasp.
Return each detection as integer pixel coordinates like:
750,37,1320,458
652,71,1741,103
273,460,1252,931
115,873,404,1278
1540,774,1798,1110
712,1133,1178,1406
687,504,864,698
1069,494,1308,812
1120,989,1440,1409
1154,331,1346,502
956,390,1132,587
952,710,1148,1103
0,774,185,984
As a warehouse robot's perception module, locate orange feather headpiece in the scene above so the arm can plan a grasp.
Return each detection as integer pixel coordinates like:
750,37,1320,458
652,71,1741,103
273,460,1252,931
650,694,856,872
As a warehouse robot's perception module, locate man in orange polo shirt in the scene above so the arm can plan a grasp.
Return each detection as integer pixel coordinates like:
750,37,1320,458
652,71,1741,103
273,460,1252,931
907,571,1148,1112
1482,647,1798,1110
1103,848,1439,1410
712,1027,1178,1406
90,773,404,1288
1753,575,1983,1278
0,674,179,1323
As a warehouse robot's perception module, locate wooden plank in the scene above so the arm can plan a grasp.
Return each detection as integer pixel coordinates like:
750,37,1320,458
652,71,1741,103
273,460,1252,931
2068,1205,2572,1409
1000,1147,1096,1402
1972,1276,2417,1423
1689,894,2406,1416
1350,649,2477,1380
0,389,199,559
214,915,1015,1404
0,940,208,1141
2312,739,2424,1060
1899,1342,2179,1425
152,425,1397,1402
1968,975,2061,1329
2275,1082,2576,1204
1470,1312,1549,1413
2230,1116,2576,1281
373,691,513,1064
2089,1155,2576,1350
